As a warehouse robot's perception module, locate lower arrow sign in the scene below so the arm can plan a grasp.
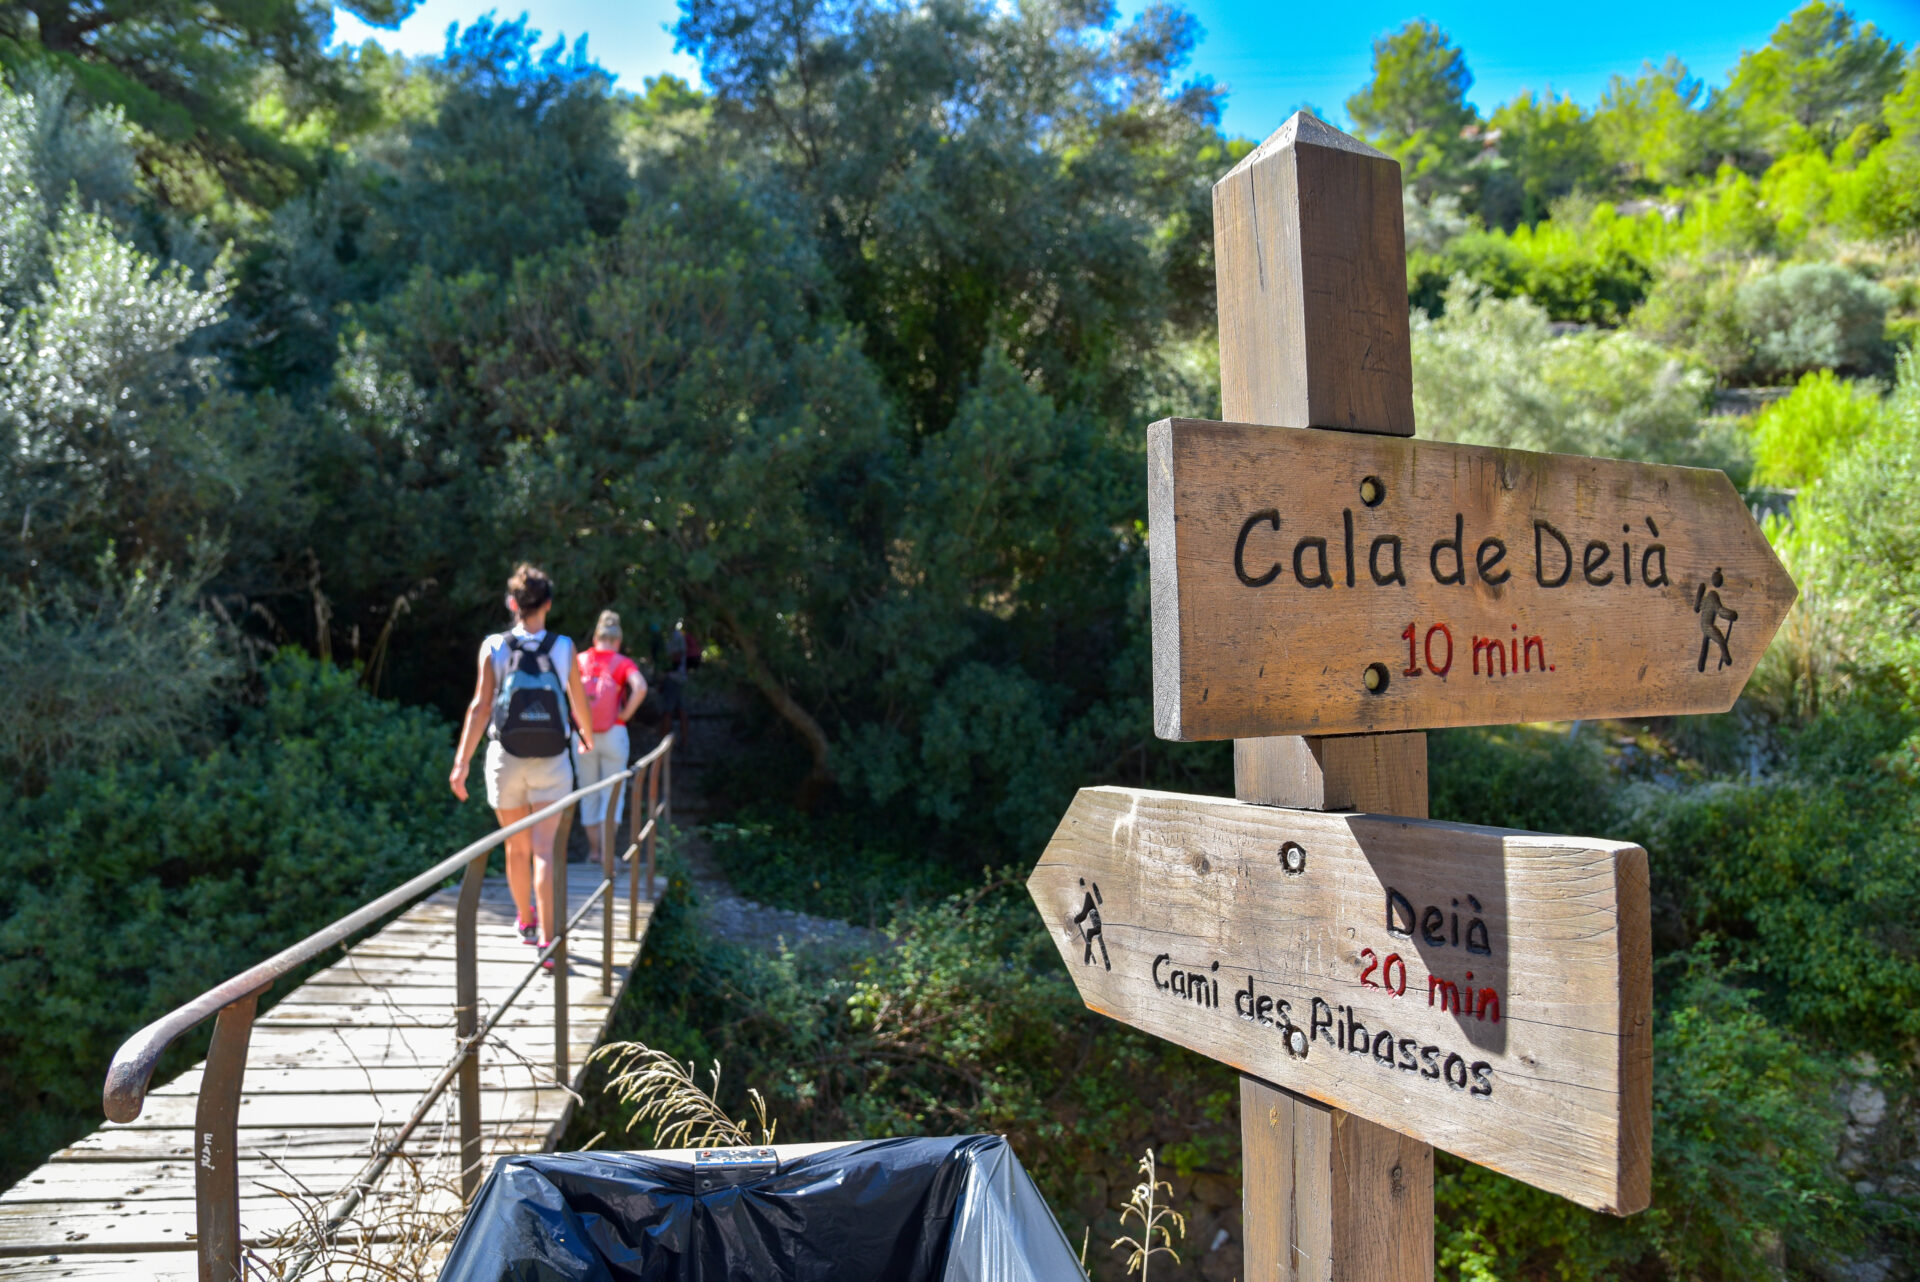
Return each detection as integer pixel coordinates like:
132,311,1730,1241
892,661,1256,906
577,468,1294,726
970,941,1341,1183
1028,786,1651,1215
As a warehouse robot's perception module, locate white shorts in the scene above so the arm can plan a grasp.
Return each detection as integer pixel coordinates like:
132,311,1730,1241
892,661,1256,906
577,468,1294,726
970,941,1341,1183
571,723,630,826
484,740,574,811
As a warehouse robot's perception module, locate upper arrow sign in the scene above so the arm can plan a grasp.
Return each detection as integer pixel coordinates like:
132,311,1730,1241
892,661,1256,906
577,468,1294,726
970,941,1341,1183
1149,418,1798,740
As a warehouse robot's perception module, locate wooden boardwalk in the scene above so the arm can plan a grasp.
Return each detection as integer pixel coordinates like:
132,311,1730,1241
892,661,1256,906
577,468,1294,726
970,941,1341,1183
0,870,655,1278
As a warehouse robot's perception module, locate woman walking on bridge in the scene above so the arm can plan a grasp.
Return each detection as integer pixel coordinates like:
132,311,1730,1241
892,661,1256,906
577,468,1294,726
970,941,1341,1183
449,564,595,962
574,610,647,868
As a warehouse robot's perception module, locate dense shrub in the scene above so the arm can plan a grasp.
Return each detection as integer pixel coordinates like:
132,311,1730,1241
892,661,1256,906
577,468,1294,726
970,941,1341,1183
571,858,1241,1282
1411,282,1733,470
1748,368,1884,487
0,652,485,1185
1436,949,1854,1281
1735,261,1892,380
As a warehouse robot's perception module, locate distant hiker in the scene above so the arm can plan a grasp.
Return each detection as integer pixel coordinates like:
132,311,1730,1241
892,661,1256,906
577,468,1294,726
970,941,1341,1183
449,564,594,966
574,610,647,868
655,619,696,747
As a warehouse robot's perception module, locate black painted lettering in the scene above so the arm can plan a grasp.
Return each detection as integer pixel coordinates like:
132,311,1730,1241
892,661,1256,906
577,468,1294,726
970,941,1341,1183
1387,888,1415,938
1583,540,1613,585
1234,511,1281,587
1294,537,1333,589
1255,994,1274,1025
1397,1037,1418,1071
1347,1013,1371,1056
1343,509,1355,587
1372,1030,1396,1066
1471,1062,1493,1096
1432,514,1465,585
1311,997,1334,1046
1235,975,1253,1020
1152,954,1170,989
1420,905,1445,946
1171,969,1187,998
1476,537,1510,586
1445,1052,1469,1090
1466,917,1491,956
1370,535,1406,586
1642,541,1669,588
1421,1045,1441,1079
1534,520,1571,587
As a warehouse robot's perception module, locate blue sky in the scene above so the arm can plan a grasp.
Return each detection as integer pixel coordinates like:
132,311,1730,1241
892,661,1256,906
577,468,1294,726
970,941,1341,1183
331,0,1920,141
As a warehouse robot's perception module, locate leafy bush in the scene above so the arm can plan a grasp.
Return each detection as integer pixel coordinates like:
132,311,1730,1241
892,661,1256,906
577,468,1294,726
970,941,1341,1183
570,861,1241,1282
1411,281,1733,470
1749,368,1884,487
706,811,973,925
0,545,236,787
1763,352,1920,697
0,652,486,1185
1735,261,1892,380
1437,949,1855,1281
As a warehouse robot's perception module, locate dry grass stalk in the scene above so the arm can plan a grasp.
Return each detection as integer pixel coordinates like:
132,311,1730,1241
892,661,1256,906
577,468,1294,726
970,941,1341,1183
1111,1148,1186,1281
244,1148,466,1281
590,1040,779,1148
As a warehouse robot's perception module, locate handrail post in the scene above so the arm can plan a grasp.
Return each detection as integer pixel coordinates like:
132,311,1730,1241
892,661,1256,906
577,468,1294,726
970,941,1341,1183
454,855,487,1202
649,745,663,902
196,988,261,1282
600,784,616,997
552,802,572,1090
628,768,643,940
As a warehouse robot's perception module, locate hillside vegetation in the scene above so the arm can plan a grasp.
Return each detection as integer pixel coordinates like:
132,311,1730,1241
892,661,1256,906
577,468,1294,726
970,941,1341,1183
1,1,1918,1277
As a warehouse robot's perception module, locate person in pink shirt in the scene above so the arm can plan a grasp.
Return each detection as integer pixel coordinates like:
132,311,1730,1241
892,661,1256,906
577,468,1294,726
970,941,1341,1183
574,611,648,867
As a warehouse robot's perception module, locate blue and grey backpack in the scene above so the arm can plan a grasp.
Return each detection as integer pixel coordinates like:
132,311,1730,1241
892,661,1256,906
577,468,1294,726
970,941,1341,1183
491,634,571,758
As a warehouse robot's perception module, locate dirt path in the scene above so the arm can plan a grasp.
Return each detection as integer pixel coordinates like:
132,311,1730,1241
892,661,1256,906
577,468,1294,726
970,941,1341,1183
671,827,882,953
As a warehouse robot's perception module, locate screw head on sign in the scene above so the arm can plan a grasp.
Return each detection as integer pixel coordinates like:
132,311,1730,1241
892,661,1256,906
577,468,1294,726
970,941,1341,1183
1279,841,1307,875
1364,662,1390,694
1358,476,1385,507
1287,1026,1309,1057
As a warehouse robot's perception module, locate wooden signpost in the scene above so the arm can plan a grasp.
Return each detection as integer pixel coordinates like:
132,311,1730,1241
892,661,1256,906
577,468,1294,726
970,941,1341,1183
1028,787,1651,1214
1029,111,1795,1280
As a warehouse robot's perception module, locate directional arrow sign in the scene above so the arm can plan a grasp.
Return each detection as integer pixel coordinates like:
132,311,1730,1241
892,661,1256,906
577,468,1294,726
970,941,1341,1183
1029,786,1651,1214
1148,418,1798,740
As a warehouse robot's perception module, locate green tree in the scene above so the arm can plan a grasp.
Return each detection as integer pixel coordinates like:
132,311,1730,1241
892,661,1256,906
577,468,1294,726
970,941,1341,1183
676,0,1225,437
0,0,418,203
1594,56,1729,185
1344,19,1480,199
1728,1,1904,156
1482,92,1604,227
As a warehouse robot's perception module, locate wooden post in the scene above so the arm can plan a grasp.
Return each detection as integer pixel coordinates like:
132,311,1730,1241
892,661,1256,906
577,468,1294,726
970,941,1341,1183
1216,113,1433,1281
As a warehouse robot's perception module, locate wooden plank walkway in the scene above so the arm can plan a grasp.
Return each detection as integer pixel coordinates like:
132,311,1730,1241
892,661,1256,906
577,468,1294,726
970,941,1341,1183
0,869,655,1278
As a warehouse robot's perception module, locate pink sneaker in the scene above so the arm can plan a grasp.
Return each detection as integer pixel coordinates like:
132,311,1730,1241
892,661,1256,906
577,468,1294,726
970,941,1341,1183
517,917,538,945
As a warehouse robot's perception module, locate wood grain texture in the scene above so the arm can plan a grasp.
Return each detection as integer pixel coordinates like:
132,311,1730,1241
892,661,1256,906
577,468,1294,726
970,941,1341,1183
1235,733,1429,817
1028,785,1652,1213
0,874,656,1270
1213,113,1414,436
1236,734,1433,1280
1149,417,1798,740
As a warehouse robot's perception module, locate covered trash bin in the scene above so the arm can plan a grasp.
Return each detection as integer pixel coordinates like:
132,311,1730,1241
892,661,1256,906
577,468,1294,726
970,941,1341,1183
437,1134,1086,1281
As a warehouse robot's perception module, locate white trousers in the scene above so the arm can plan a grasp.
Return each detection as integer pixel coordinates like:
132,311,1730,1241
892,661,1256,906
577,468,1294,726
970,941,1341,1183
571,723,629,827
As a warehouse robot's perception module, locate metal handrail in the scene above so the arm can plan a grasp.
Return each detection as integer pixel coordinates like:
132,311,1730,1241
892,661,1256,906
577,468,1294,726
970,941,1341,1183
103,731,673,1281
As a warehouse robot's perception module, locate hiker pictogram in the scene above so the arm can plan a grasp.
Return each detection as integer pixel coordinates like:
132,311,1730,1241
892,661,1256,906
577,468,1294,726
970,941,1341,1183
1694,569,1740,672
1071,879,1109,970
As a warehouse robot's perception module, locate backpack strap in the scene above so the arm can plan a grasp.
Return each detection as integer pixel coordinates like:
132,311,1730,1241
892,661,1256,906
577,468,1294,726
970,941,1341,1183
505,632,558,676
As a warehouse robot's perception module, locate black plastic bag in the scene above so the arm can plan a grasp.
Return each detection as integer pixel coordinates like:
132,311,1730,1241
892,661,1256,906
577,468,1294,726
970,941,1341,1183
438,1134,1083,1282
